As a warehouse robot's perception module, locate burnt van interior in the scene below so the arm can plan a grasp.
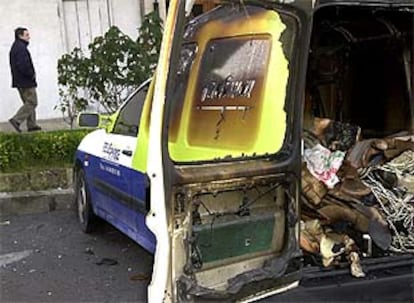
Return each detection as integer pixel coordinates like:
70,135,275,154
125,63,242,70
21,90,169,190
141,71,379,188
305,7,413,137
301,4,414,277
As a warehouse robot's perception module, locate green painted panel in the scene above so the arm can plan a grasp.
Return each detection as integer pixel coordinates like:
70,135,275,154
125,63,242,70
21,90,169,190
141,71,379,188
193,213,275,264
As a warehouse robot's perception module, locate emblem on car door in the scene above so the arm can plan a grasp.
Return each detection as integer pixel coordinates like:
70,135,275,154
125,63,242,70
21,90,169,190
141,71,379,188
102,142,121,162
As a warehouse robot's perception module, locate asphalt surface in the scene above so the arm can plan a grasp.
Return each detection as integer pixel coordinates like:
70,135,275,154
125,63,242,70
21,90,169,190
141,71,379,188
0,211,153,303
1,210,413,303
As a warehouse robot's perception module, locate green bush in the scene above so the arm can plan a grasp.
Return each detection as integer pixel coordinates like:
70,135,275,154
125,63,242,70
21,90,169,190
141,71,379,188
56,11,163,128
0,129,90,173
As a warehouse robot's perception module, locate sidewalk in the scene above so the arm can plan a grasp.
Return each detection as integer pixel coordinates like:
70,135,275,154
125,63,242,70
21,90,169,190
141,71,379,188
0,117,72,133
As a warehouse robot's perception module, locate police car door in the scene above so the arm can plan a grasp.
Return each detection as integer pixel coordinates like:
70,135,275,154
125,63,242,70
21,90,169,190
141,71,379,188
93,81,150,240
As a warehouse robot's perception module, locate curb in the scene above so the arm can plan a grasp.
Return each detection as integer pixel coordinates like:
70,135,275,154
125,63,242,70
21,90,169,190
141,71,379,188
0,168,73,193
0,188,75,216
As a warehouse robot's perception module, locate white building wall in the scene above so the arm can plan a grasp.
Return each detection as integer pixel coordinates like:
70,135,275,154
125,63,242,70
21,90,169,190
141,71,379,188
110,0,142,39
0,0,64,123
0,0,154,123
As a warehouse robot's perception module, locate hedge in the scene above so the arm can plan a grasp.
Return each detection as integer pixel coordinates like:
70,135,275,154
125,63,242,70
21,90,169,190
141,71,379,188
0,129,91,173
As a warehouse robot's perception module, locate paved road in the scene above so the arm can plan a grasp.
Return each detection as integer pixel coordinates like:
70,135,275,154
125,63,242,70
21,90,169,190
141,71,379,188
0,211,153,303
1,211,412,303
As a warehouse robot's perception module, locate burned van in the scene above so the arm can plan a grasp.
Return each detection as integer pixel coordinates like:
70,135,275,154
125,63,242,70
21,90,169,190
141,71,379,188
74,0,413,302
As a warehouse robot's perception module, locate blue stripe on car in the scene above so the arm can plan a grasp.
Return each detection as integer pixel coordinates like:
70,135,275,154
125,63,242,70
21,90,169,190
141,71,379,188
75,150,156,253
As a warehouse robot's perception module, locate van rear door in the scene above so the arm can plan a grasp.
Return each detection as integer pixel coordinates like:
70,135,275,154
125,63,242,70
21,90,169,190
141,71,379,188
146,1,313,302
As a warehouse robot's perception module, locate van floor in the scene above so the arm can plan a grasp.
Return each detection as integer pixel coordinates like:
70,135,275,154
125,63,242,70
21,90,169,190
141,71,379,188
267,254,414,302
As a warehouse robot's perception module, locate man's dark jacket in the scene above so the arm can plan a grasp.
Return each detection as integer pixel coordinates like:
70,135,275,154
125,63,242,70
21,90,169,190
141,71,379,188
9,39,37,88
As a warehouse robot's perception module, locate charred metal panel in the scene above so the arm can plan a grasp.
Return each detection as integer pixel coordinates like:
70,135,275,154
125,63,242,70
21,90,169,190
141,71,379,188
169,173,301,301
191,37,270,146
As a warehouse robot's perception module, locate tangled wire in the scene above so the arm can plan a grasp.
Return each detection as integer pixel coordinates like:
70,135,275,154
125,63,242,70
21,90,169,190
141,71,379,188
361,151,414,253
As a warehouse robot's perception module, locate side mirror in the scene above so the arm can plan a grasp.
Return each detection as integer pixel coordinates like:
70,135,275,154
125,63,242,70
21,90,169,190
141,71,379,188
77,112,116,132
78,113,99,127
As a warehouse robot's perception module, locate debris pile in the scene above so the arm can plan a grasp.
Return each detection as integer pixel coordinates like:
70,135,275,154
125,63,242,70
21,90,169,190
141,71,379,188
300,118,414,277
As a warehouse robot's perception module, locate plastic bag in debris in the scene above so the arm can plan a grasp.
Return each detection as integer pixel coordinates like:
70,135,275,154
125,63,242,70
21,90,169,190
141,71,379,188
304,144,345,189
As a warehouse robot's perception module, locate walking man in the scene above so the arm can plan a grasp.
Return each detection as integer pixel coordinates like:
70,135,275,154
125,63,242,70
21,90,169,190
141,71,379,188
9,27,41,132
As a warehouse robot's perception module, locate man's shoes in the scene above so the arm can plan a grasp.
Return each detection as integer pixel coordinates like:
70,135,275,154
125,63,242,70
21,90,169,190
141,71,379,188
28,126,42,132
9,119,21,133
